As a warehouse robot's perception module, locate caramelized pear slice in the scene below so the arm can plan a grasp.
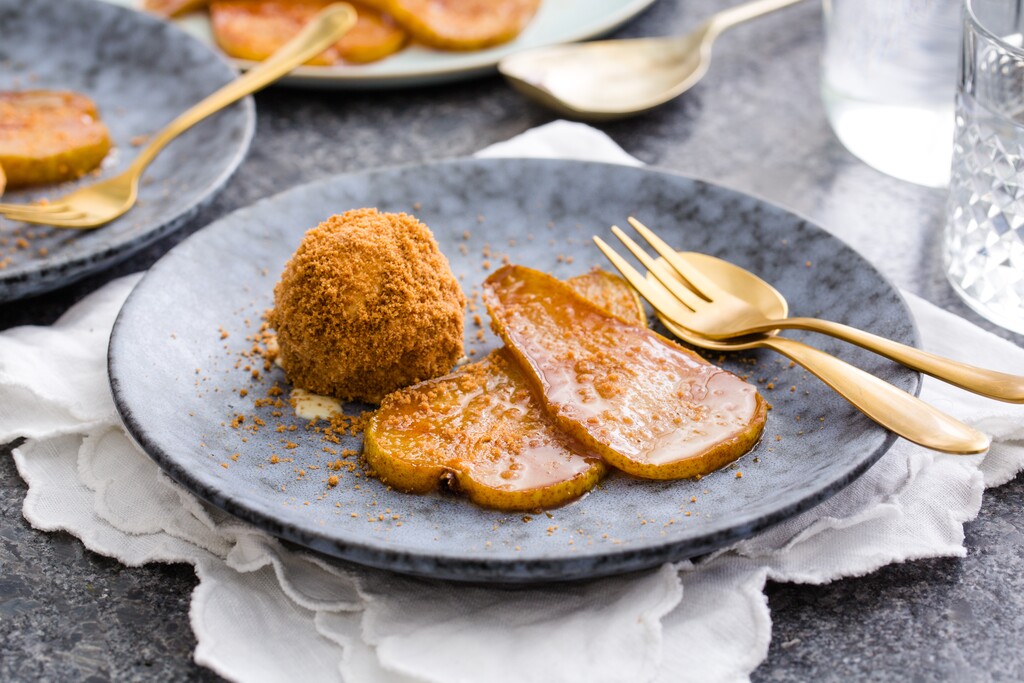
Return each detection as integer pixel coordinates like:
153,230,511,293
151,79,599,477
210,0,407,65
0,91,112,188
483,265,767,480
364,270,638,511
359,0,541,51
143,0,209,18
365,349,606,511
567,270,647,326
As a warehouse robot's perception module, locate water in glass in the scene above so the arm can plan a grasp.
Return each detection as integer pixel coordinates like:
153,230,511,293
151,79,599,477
822,0,961,187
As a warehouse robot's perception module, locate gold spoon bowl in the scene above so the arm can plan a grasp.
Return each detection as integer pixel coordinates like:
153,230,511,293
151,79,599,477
499,0,806,120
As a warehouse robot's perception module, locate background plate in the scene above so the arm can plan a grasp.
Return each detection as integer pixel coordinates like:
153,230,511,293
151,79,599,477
109,158,920,583
107,0,660,88
0,0,254,301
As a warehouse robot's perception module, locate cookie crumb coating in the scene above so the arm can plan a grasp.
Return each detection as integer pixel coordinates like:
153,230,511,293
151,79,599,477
270,208,465,403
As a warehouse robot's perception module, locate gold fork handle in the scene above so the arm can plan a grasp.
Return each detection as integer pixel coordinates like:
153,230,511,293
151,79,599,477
759,335,991,454
131,3,357,172
767,317,1024,403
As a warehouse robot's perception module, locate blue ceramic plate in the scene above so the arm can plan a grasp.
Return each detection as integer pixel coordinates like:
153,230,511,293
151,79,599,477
106,0,660,88
0,0,254,301
109,159,919,583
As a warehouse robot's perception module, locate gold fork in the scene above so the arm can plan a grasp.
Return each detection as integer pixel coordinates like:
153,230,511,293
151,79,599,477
0,3,357,229
605,217,1024,403
593,236,991,454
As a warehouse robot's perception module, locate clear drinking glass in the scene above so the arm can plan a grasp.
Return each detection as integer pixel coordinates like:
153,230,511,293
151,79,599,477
944,0,1024,334
821,0,962,187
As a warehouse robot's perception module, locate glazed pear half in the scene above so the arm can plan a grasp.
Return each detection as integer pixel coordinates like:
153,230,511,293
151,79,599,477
364,271,643,511
210,0,408,65
483,265,767,480
0,91,111,187
357,0,542,51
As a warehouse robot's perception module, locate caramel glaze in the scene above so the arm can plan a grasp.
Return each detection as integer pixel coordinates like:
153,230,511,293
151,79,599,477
364,348,606,511
483,265,767,480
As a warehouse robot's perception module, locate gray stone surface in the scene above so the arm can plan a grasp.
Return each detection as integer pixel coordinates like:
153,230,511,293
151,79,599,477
1,0,1022,681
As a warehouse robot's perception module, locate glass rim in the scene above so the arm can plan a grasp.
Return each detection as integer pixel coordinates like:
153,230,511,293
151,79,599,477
964,0,1024,57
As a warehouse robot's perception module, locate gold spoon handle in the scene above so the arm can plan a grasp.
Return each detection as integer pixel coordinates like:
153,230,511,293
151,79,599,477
707,0,807,36
758,336,991,454
131,3,357,172
770,317,1024,403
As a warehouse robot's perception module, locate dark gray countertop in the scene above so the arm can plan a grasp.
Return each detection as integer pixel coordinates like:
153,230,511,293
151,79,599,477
2,1,1023,681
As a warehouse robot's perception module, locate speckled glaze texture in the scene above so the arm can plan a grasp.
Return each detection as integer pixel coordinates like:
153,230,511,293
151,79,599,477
108,158,918,583
0,0,254,301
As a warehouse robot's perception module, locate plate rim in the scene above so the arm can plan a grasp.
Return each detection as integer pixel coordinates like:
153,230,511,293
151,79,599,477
113,0,661,88
108,157,921,583
0,0,256,300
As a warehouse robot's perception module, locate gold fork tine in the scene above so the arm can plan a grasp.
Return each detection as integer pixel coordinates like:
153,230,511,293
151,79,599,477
627,216,727,302
0,202,70,214
592,236,693,324
1,211,88,227
2,207,87,220
609,225,706,312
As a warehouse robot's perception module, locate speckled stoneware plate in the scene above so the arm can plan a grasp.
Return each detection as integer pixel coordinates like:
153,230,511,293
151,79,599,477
104,0,660,88
0,0,254,301
109,158,919,583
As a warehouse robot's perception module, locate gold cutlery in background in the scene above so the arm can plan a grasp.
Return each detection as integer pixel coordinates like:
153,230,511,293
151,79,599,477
0,3,357,229
499,0,806,120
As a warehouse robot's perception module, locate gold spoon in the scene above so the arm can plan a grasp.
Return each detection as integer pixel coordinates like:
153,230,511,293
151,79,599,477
498,0,806,120
595,242,990,454
0,3,357,228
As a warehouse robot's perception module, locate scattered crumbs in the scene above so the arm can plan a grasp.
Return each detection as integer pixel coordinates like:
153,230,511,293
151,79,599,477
327,475,339,487
735,471,743,479
805,260,812,267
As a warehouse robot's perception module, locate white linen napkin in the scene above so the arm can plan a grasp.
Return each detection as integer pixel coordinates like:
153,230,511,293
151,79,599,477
3,121,1024,683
